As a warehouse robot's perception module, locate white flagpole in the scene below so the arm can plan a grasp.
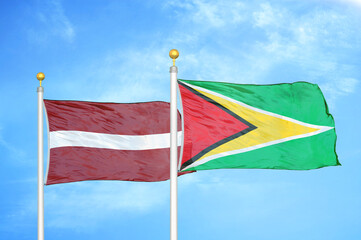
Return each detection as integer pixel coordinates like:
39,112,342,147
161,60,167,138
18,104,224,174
37,72,45,240
169,49,179,240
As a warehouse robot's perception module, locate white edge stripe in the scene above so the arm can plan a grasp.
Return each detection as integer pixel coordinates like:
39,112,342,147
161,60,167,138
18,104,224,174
179,81,334,171
182,127,333,171
50,130,183,150
180,81,331,130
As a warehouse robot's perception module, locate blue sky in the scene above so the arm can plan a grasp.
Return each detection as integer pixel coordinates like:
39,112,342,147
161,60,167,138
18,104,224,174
1,0,361,239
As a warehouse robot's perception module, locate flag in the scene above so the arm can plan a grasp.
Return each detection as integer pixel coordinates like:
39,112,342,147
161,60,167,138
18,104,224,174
178,79,339,172
44,100,184,185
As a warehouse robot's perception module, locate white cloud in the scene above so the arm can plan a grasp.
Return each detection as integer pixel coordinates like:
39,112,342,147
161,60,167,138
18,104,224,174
332,0,361,7
165,0,246,28
3,178,170,231
179,49,271,84
92,48,172,103
43,45,175,103
59,1,359,107
43,181,169,229
338,78,359,93
163,1,361,109
29,0,75,43
178,170,295,224
247,3,361,109
320,77,359,107
253,2,284,28
0,127,26,161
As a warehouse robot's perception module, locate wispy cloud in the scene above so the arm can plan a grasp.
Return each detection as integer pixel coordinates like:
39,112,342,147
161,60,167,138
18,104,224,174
165,0,246,28
5,181,169,231
44,181,169,229
5,172,287,232
28,0,75,43
331,0,361,8
248,2,361,106
178,170,295,224
51,0,360,107
253,2,285,28
94,48,172,103
43,46,173,103
320,77,359,107
0,127,26,161
163,0,361,97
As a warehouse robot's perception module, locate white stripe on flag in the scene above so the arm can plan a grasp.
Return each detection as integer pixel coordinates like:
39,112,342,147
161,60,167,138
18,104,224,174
50,130,183,150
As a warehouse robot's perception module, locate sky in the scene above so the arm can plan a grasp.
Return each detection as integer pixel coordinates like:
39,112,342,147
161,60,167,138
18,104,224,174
1,0,361,239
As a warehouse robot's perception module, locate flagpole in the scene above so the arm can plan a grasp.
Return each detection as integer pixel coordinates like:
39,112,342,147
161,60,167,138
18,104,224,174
169,49,179,240
37,72,45,240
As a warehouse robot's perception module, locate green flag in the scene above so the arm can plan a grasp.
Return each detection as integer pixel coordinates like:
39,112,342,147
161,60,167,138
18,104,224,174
178,79,339,171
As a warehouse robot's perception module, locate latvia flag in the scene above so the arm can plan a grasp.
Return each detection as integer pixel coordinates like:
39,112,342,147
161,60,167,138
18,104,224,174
44,100,185,185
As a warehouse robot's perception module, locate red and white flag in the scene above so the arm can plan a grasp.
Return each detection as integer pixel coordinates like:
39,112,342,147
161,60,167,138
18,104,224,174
44,100,184,185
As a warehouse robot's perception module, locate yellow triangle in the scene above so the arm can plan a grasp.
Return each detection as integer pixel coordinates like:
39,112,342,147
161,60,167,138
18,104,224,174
194,88,322,162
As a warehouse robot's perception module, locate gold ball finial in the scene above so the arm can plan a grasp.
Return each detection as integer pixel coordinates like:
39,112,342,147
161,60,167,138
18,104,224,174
37,72,45,86
169,49,179,66
37,72,45,81
169,49,179,59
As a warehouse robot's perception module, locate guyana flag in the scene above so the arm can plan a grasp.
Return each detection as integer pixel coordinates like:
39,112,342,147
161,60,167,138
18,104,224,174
178,79,339,172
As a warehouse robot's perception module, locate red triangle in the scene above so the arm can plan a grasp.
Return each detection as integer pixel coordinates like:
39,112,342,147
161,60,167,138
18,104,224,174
179,84,250,166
